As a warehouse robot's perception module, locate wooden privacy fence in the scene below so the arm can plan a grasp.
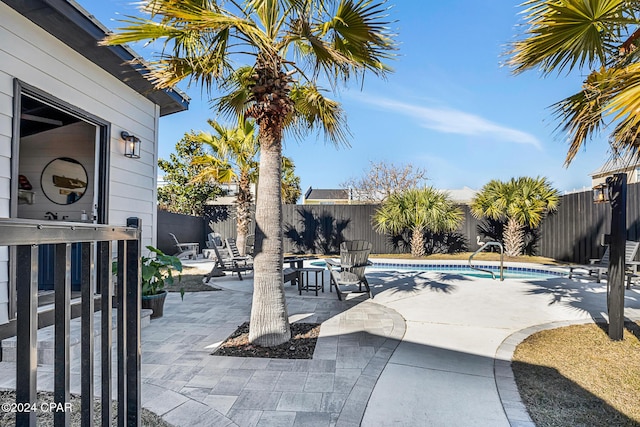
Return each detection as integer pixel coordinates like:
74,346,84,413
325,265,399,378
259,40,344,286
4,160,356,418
538,182,640,263
162,182,640,263
203,204,483,255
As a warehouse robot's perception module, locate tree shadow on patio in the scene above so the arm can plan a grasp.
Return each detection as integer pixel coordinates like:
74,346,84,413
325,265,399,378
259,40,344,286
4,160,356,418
520,276,640,322
366,270,470,299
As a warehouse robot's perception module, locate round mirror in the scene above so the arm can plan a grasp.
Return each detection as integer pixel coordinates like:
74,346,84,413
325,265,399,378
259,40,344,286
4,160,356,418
40,157,88,205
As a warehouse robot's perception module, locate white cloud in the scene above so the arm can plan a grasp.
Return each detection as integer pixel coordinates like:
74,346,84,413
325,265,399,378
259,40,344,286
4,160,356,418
355,95,542,149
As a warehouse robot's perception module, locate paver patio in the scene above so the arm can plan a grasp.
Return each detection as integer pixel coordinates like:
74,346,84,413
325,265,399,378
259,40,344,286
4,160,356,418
0,259,639,426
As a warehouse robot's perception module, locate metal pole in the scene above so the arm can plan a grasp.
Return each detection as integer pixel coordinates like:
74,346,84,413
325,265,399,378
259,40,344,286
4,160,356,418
607,173,626,341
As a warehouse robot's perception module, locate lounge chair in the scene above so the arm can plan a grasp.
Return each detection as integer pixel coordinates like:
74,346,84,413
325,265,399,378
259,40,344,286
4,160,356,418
204,243,253,282
206,232,224,249
569,240,640,282
245,234,255,256
225,237,253,261
169,233,199,260
326,240,373,301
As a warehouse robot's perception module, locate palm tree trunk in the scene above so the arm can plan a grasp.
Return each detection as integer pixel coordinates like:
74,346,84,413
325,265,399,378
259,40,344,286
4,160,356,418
411,227,426,257
236,171,252,256
248,124,290,346
504,217,525,257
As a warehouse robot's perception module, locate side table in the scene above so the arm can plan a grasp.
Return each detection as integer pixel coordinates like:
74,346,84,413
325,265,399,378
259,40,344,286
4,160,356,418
297,267,325,296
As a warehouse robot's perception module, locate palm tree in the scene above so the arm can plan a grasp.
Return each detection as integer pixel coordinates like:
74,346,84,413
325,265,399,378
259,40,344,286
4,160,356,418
507,0,640,162
191,117,259,256
103,0,396,346
281,158,301,204
373,188,463,257
471,177,560,257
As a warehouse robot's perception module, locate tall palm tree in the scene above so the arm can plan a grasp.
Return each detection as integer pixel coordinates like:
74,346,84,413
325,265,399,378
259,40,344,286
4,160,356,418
508,0,640,163
191,117,259,256
373,187,463,257
471,177,560,257
103,0,396,346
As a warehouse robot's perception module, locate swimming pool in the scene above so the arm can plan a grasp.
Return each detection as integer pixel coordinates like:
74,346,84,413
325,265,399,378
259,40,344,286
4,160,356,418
309,260,566,280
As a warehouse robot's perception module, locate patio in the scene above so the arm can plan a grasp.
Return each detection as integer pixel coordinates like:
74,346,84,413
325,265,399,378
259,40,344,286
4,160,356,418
1,259,639,426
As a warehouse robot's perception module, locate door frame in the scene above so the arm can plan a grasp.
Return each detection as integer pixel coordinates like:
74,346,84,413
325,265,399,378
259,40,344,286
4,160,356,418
9,79,111,319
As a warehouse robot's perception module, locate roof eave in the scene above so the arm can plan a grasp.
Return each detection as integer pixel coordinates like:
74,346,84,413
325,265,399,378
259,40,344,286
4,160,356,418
3,0,189,116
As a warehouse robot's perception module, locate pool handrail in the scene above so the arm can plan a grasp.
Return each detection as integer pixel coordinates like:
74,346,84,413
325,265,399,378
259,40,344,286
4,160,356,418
469,241,504,281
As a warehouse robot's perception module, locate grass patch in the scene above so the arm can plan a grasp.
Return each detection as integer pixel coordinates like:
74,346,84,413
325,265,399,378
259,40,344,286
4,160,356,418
512,321,640,426
304,252,563,265
165,266,220,293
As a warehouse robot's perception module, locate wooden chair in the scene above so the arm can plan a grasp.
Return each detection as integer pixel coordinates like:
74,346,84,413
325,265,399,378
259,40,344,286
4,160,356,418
206,232,223,249
326,240,372,301
205,244,253,282
169,233,199,260
225,237,253,261
569,240,640,282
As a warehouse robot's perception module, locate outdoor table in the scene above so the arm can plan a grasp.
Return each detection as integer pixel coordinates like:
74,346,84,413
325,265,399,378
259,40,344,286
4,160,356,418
297,267,325,296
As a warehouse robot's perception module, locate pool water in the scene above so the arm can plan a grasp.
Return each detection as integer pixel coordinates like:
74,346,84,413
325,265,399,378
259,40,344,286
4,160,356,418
310,261,565,280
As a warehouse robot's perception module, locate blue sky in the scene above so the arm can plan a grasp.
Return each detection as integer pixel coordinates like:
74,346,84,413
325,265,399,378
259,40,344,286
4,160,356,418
77,1,611,195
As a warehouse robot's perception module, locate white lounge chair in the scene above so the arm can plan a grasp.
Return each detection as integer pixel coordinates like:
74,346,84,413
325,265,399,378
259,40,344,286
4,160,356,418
169,233,199,260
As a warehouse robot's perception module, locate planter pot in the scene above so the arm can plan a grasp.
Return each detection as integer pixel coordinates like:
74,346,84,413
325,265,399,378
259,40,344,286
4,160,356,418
141,291,168,319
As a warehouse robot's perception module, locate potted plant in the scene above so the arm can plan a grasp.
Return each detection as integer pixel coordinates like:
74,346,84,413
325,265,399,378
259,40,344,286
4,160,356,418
113,246,183,319
141,246,183,318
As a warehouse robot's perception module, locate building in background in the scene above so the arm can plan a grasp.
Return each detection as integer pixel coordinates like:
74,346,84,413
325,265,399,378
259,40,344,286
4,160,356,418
590,152,640,187
303,187,352,205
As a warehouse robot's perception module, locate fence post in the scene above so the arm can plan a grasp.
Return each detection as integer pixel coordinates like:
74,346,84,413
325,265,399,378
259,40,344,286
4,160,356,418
125,217,142,426
54,243,71,427
608,174,627,341
15,245,38,427
99,240,114,426
80,241,95,425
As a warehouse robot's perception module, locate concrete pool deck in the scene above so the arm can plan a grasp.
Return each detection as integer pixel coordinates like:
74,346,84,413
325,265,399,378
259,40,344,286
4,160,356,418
170,259,640,426
0,259,639,426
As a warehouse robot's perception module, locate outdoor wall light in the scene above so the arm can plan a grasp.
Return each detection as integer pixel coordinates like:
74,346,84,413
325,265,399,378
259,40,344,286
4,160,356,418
121,131,141,158
592,182,610,204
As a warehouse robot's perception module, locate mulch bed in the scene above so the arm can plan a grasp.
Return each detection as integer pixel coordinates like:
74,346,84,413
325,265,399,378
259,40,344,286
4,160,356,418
212,322,320,359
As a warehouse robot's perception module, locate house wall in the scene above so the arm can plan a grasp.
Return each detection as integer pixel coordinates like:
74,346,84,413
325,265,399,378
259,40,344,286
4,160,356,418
0,3,161,324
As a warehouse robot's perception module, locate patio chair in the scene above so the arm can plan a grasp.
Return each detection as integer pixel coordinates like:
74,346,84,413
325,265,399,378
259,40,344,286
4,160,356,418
169,233,199,260
245,234,255,256
225,238,254,262
204,243,253,282
326,240,373,301
206,232,224,249
568,240,640,282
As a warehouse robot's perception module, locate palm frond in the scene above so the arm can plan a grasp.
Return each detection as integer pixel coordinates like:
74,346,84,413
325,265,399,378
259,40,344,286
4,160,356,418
215,66,256,118
288,83,350,146
508,0,632,75
552,68,613,164
324,0,397,77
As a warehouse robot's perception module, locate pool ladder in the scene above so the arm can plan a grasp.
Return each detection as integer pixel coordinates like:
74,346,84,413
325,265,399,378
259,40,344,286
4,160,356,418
469,241,504,281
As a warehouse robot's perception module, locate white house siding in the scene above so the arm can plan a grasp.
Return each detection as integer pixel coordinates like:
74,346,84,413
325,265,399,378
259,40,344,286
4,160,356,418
0,3,162,324
0,70,11,324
